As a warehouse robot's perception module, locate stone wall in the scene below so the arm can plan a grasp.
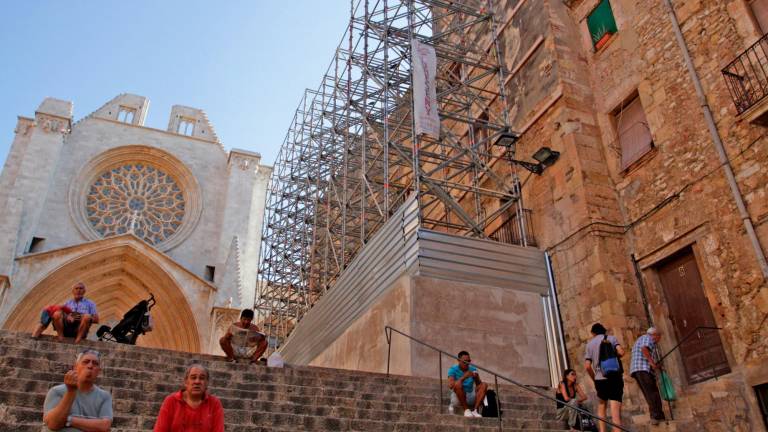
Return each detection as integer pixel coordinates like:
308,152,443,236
495,0,768,429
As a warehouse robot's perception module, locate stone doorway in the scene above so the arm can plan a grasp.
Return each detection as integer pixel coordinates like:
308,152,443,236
656,247,730,384
2,242,202,353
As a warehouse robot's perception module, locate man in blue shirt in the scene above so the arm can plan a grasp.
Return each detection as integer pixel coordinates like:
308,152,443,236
447,350,488,417
52,282,99,343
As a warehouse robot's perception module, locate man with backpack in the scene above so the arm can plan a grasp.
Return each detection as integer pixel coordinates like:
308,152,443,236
584,323,625,432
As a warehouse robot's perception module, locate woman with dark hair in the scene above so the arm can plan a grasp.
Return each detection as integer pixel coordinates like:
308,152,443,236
555,368,589,431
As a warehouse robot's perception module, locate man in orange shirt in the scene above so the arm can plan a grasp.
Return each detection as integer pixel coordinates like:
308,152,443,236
153,364,224,432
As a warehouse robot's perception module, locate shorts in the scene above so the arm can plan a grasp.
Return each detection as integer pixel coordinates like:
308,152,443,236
595,374,624,402
40,310,52,327
450,388,476,407
233,344,260,361
63,318,82,338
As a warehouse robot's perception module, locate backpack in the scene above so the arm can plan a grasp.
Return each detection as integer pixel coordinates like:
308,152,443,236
598,335,621,375
481,389,502,418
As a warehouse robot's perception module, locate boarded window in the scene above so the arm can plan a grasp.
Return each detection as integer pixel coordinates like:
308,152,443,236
587,0,618,48
751,0,768,34
616,96,653,169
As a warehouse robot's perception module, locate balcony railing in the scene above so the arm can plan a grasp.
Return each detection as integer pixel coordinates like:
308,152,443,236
722,33,768,114
489,208,537,247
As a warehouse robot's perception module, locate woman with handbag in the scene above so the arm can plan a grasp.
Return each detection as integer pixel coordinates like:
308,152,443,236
555,368,590,431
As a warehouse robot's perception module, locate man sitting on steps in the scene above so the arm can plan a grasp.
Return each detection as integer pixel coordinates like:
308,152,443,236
219,308,268,363
42,349,113,432
52,282,99,344
448,350,488,417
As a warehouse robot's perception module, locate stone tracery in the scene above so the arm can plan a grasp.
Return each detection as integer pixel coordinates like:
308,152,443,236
85,163,186,245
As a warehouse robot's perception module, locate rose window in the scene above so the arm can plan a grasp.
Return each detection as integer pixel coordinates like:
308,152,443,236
85,163,186,245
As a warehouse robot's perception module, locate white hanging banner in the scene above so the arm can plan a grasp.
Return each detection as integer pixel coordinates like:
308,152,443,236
411,39,440,138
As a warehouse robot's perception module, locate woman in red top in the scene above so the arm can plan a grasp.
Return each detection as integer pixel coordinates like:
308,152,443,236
154,364,224,432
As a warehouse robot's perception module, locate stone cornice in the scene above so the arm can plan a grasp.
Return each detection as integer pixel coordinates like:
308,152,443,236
15,234,217,291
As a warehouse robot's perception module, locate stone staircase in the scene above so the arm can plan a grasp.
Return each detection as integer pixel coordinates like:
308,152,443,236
0,330,570,431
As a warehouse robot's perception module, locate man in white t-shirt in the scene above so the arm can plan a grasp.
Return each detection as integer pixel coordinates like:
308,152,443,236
219,309,268,364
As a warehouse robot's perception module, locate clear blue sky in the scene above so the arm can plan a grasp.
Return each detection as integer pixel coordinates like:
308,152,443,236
0,1,349,168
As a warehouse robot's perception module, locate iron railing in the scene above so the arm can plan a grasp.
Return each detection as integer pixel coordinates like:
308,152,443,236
655,326,726,421
722,34,768,114
489,208,537,247
384,326,632,432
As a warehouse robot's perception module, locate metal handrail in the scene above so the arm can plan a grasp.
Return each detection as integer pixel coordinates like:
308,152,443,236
385,325,632,432
722,33,768,114
658,326,724,365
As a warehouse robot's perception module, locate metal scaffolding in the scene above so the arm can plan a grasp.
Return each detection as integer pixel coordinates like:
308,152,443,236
256,0,522,346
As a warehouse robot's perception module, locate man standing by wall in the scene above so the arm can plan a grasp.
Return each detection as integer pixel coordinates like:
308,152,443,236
630,327,665,425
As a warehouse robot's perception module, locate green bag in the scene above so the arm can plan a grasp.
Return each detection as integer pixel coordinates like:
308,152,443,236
660,371,676,401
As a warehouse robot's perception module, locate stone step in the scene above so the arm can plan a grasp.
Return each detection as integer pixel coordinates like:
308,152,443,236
5,404,566,431
1,332,550,396
0,330,568,431
0,386,557,422
0,366,555,418
0,348,556,409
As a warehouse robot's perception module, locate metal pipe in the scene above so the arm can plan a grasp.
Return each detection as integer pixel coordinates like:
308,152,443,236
438,353,443,414
545,252,569,369
662,0,768,279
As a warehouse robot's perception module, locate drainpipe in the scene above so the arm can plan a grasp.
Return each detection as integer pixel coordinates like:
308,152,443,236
662,0,768,279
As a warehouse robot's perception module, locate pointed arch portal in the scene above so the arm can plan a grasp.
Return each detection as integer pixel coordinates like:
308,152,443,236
3,243,201,352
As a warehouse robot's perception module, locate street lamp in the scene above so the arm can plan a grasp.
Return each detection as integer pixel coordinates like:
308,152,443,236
493,129,560,175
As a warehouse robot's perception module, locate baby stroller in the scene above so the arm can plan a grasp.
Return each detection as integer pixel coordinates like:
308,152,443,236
97,294,155,345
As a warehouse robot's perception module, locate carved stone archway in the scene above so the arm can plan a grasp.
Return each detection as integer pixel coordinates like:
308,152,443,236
3,242,202,352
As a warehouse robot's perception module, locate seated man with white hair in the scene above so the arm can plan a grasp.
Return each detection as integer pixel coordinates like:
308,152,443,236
630,327,665,425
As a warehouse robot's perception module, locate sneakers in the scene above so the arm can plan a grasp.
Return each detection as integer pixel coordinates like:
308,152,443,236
463,409,481,417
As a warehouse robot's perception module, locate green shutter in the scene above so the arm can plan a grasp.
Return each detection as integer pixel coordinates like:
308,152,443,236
587,0,618,46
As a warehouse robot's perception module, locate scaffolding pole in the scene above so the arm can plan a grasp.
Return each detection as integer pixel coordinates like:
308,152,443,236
256,0,520,348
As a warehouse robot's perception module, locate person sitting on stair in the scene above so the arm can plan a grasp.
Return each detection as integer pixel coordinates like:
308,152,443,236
219,308,267,364
51,282,99,344
42,349,113,432
32,303,72,339
154,363,224,432
447,350,488,417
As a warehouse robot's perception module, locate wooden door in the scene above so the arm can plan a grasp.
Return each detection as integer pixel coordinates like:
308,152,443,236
657,248,730,384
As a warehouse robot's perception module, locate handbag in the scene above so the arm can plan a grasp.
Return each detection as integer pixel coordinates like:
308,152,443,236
660,371,676,401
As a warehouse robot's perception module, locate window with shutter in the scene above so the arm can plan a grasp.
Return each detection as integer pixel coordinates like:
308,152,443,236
587,0,618,49
616,96,653,169
750,0,768,34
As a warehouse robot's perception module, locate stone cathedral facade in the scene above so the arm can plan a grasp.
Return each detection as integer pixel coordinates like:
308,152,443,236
0,94,271,353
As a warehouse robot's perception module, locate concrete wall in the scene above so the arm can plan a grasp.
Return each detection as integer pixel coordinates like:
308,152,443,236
310,275,414,377
307,274,549,386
